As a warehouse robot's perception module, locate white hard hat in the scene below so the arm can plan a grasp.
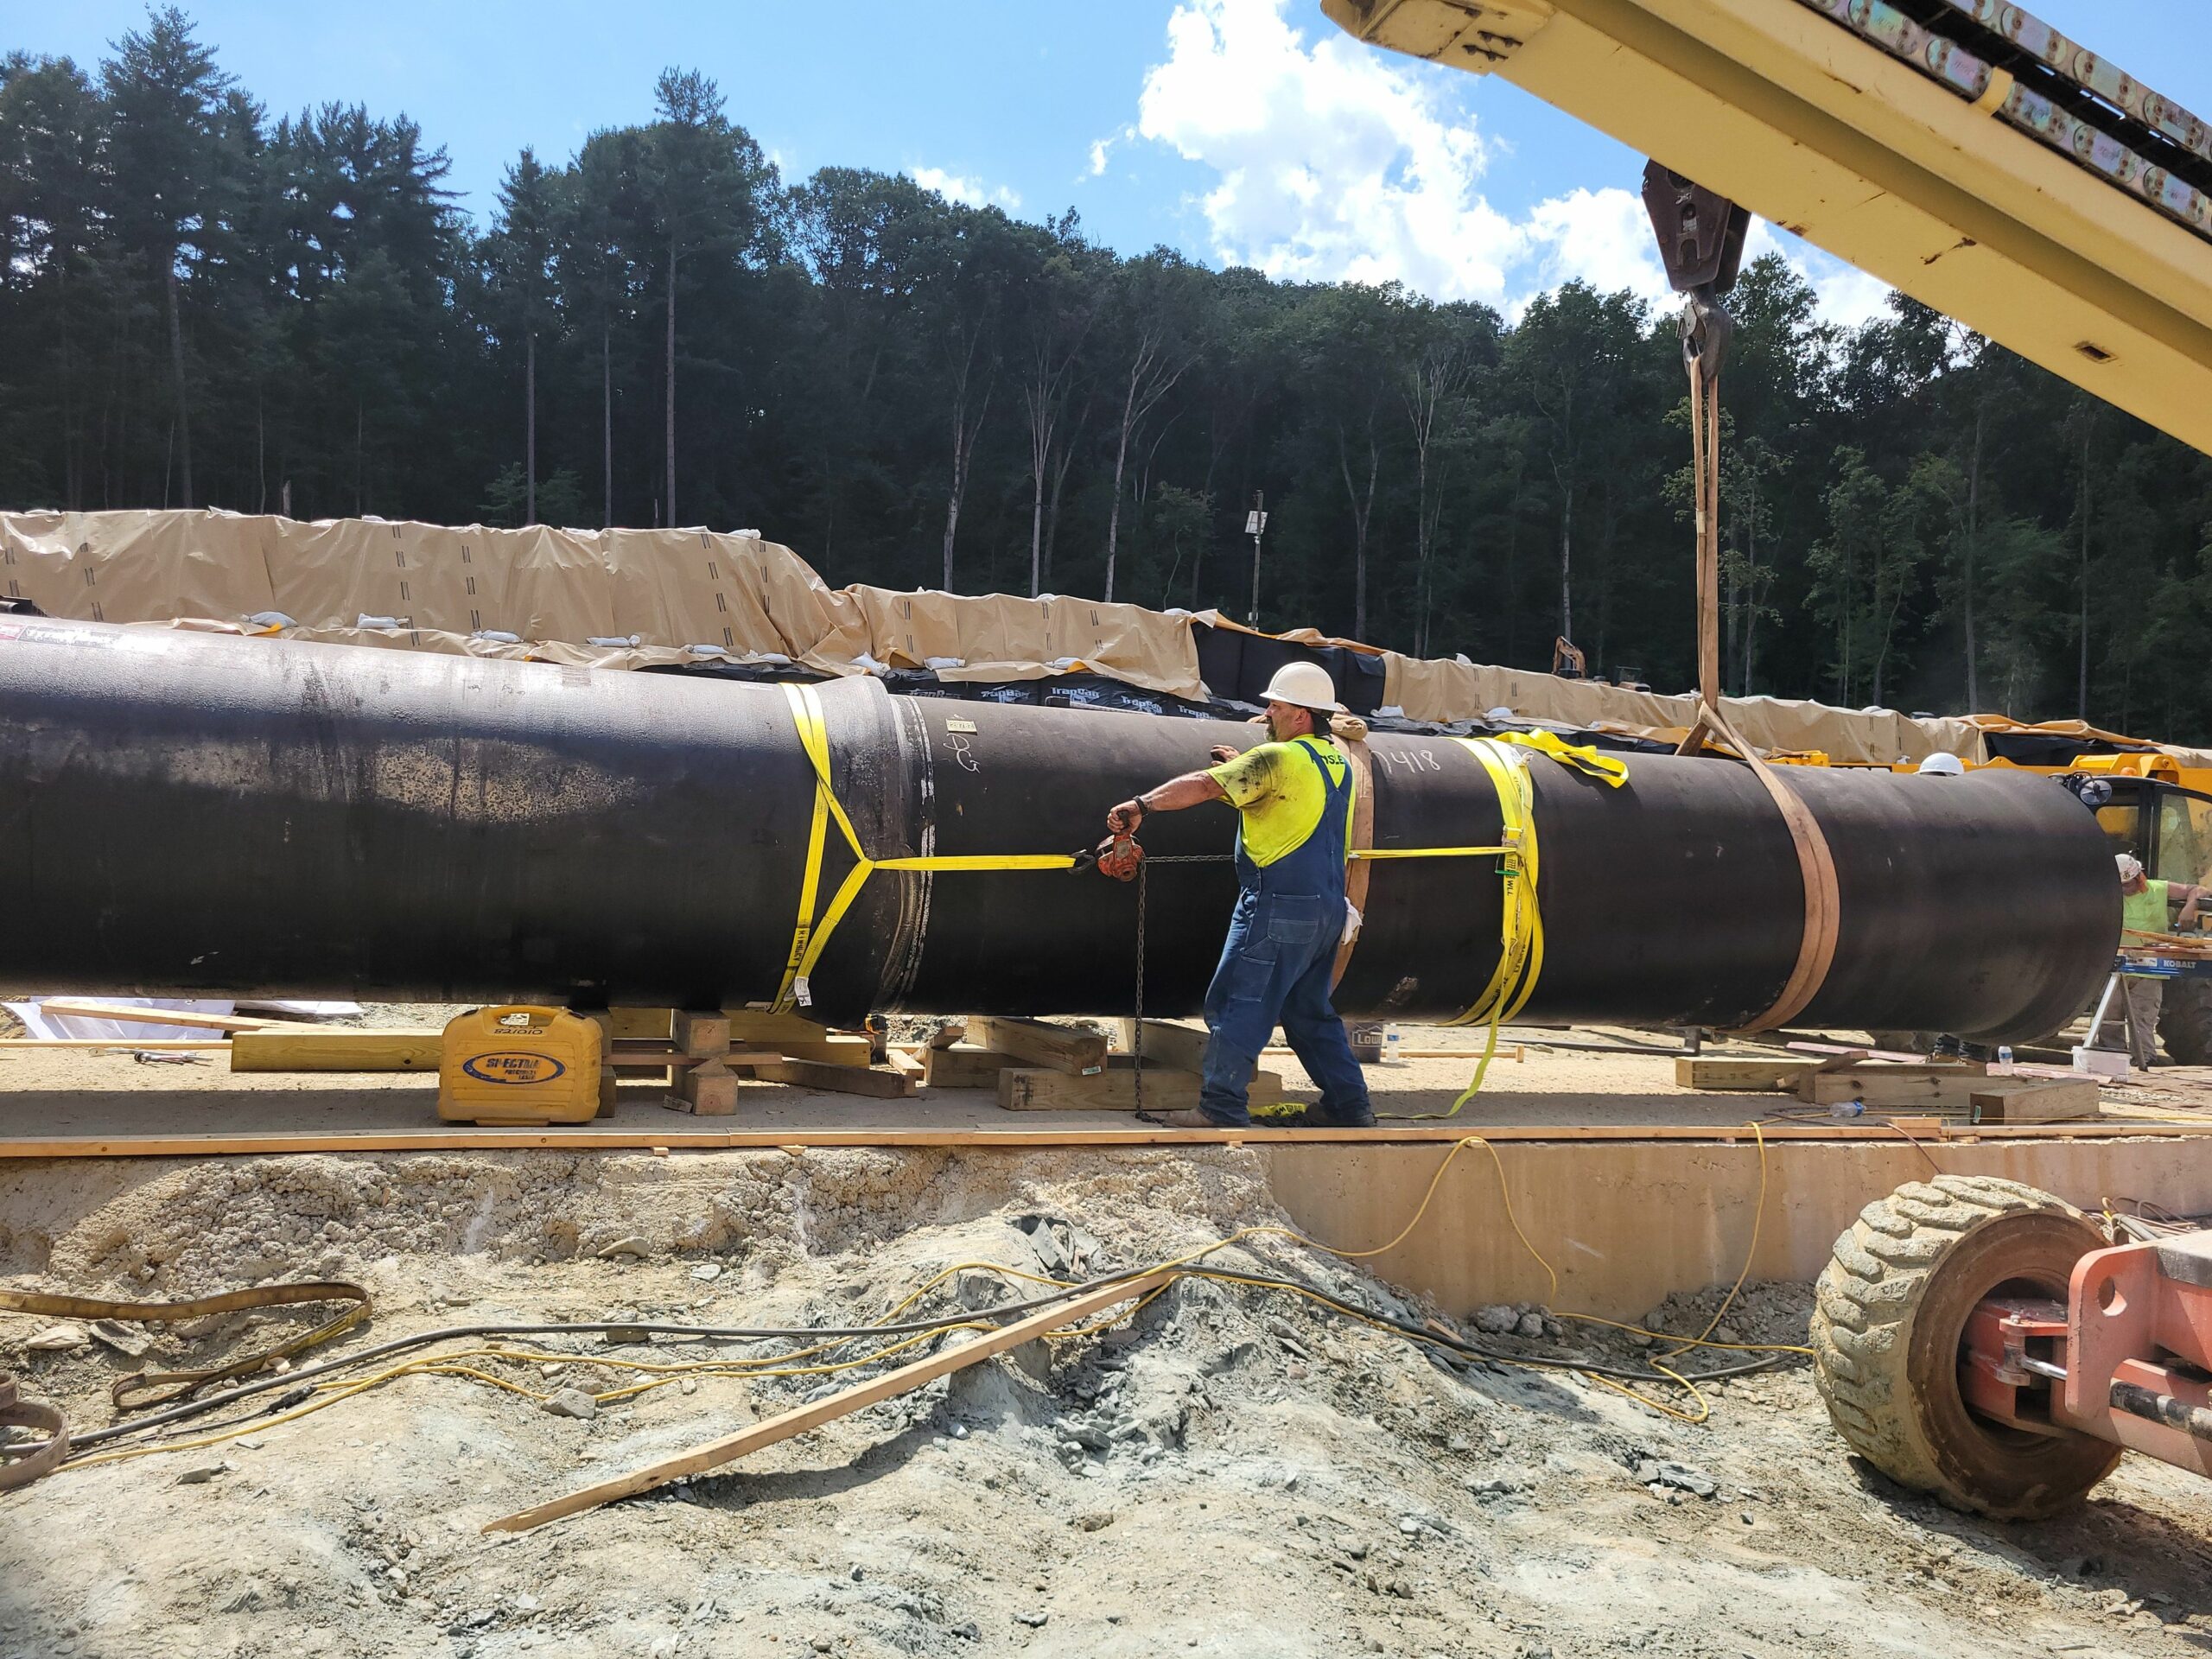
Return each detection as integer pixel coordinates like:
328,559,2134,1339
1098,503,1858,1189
2117,852,2145,883
1917,753,1966,776
1259,661,1344,714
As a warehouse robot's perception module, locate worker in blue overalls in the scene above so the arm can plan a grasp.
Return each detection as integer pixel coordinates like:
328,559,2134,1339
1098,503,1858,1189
1105,662,1377,1130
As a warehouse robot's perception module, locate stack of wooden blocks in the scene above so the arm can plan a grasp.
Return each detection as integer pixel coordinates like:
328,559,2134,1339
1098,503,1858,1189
923,1016,1275,1114
1675,1055,2102,1123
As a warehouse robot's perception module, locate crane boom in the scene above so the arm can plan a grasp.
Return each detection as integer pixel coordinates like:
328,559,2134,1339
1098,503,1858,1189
1322,0,2212,456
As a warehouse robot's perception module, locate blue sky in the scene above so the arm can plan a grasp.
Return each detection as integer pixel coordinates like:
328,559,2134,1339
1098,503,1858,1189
7,0,2202,325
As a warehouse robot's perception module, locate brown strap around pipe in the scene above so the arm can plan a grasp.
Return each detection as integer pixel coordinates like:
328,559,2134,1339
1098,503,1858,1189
1329,725,1376,991
1701,704,1842,1031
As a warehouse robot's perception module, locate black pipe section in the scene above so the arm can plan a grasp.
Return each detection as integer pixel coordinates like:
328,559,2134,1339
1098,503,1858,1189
0,622,2117,1039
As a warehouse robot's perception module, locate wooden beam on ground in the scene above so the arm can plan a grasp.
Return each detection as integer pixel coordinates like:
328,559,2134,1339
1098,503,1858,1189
1972,1079,2102,1123
753,1035,872,1068
484,1267,1174,1535
1,1120,2207,1160
1797,1066,1993,1108
1676,1058,1814,1093
27,1000,312,1033
921,1043,1021,1090
0,1038,232,1051
997,1066,1287,1113
968,1016,1107,1077
1128,1020,1210,1076
230,1028,444,1072
737,1057,917,1098
721,1010,836,1046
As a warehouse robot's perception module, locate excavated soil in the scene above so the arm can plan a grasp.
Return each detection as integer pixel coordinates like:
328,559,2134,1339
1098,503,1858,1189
2,1144,2209,1659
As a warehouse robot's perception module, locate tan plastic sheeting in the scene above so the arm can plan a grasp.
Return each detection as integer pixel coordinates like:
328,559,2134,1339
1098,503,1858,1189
0,511,1207,700
4,510,2182,766
1382,654,1993,766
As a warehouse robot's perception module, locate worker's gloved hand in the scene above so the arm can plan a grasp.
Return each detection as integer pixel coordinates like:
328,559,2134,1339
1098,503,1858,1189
1106,798,1145,835
1208,745,1239,766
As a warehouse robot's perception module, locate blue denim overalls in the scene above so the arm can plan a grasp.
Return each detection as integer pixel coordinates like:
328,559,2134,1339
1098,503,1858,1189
1198,736,1376,1128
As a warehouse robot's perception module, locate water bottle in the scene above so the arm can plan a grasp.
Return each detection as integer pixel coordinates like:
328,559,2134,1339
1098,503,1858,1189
1383,1026,1404,1066
1993,1045,2015,1077
1830,1097,1866,1119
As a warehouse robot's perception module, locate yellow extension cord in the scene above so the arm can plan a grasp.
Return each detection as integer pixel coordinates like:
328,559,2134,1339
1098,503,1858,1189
62,1118,1806,1473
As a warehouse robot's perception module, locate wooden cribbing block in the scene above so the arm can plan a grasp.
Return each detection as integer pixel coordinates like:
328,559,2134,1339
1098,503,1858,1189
608,1008,675,1041
1126,1020,1211,1076
1675,1058,1814,1093
926,1019,969,1051
485,1267,1174,1535
230,1029,443,1072
922,1043,1023,1090
738,1058,917,1098
887,1047,925,1084
969,1016,1108,1076
669,1059,739,1116
672,1011,731,1059
997,1066,1286,1113
1971,1080,2101,1123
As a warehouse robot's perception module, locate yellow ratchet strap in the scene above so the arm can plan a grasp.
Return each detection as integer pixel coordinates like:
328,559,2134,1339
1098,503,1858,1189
776,684,1077,1009
1493,728,1629,787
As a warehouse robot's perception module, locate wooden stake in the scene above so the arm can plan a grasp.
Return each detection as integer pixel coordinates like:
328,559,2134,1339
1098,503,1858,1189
483,1268,1174,1534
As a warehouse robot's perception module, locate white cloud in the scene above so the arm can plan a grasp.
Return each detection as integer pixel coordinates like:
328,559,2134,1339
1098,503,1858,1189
908,166,1021,212
1126,0,1898,327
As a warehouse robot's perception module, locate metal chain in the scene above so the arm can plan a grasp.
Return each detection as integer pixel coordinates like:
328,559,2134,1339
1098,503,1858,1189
1123,851,1231,1118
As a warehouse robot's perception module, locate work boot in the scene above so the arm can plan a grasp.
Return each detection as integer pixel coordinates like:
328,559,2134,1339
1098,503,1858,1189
1141,1108,1241,1129
1314,1100,1377,1128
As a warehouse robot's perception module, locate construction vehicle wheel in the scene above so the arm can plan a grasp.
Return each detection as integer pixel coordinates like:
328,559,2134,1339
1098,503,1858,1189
2158,979,2212,1067
1810,1175,2120,1521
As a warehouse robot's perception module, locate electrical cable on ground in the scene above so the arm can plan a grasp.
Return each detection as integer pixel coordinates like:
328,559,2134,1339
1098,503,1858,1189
31,1123,1810,1477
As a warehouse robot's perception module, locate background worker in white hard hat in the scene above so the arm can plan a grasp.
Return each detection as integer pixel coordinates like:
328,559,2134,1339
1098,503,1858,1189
2101,851,2209,1068
1916,752,1966,776
1104,661,1376,1130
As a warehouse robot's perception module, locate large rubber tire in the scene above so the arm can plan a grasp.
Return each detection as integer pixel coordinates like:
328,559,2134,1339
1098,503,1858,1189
2158,979,2212,1067
1810,1175,2121,1521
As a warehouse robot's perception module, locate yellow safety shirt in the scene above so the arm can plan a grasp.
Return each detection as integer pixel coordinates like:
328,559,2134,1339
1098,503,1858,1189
1207,734,1355,869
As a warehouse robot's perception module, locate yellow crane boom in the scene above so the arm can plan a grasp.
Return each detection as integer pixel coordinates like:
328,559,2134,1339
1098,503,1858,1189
1323,0,2212,456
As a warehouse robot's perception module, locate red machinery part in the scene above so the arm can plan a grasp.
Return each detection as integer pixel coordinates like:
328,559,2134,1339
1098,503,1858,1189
1959,1233,2212,1478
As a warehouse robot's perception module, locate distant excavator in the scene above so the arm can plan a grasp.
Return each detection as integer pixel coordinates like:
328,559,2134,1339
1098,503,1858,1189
1331,0,2212,1518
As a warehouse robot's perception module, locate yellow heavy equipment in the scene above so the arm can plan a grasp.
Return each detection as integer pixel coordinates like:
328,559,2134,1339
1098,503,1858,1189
1331,0,2212,1515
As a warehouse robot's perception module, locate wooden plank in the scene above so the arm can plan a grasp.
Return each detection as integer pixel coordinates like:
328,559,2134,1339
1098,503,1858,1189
739,1058,917,1098
921,1043,1022,1090
1676,1058,1814,1093
28,1000,311,1033
721,1010,834,1046
748,1035,871,1068
484,1267,1175,1535
968,1016,1108,1077
607,1008,674,1041
0,1120,2208,1160
0,1038,232,1051
925,1019,969,1052
997,1066,1287,1113
1971,1080,2103,1124
229,1029,444,1072
887,1047,925,1084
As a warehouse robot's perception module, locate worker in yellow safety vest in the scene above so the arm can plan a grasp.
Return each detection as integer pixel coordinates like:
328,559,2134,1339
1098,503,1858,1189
2111,852,2208,1068
1103,661,1376,1130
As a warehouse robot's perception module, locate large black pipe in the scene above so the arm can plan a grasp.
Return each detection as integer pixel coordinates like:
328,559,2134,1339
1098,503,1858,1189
0,622,2116,1039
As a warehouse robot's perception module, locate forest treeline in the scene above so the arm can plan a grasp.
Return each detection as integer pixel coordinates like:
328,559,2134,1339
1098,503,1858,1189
6,9,2212,737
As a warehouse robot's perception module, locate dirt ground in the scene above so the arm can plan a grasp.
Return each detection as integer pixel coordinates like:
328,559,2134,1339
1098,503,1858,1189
3,1128,2211,1659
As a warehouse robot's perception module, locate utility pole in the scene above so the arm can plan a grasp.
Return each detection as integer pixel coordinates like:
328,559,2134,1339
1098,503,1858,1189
1245,492,1268,626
